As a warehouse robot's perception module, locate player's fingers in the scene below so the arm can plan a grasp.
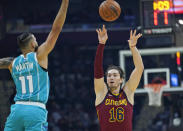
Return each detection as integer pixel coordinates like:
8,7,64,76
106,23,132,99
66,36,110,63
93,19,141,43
104,28,107,34
130,30,132,39
96,29,100,35
139,33,142,38
133,30,136,36
103,24,105,30
136,33,142,39
103,25,106,32
99,28,102,33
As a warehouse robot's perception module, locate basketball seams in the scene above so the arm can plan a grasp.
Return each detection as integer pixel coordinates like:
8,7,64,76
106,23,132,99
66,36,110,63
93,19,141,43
102,1,115,21
105,2,116,21
103,3,113,21
112,2,121,14
99,0,121,22
109,1,121,20
99,2,111,21
111,2,121,16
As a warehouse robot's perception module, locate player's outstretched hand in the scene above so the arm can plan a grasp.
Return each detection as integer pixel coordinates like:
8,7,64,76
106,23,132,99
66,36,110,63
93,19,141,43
128,30,142,48
96,25,108,45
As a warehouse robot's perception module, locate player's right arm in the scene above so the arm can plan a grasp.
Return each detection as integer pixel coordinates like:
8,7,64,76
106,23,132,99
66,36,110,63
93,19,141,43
37,0,69,59
94,25,108,106
0,57,14,71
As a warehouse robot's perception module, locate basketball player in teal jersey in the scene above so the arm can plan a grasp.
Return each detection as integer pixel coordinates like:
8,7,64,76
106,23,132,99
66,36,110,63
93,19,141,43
94,25,144,131
0,0,69,130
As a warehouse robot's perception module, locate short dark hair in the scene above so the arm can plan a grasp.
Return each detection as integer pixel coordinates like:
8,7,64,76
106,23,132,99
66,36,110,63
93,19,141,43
17,32,33,49
105,65,125,79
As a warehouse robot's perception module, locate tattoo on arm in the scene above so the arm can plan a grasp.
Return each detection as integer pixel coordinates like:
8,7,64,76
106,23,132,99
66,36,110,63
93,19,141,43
0,57,14,69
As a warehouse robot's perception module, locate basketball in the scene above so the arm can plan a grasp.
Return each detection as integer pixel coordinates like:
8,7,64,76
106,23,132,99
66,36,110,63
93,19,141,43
99,0,121,22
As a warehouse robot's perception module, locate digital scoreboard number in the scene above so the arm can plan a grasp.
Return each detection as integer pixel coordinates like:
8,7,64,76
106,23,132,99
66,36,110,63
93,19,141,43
153,0,171,26
141,0,183,29
153,0,170,11
140,0,173,28
139,0,183,46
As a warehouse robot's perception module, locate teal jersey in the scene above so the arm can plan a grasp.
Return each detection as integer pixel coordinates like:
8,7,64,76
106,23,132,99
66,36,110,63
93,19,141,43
11,52,50,104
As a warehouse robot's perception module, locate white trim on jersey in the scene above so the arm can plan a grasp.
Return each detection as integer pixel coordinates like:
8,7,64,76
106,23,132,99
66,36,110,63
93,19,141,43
21,52,32,59
27,53,33,101
20,54,24,58
34,52,38,62
12,58,16,69
46,73,49,99
16,101,46,109
18,56,24,99
34,53,40,101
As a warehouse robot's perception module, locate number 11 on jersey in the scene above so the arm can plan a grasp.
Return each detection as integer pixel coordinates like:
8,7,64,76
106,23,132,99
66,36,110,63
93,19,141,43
19,75,33,94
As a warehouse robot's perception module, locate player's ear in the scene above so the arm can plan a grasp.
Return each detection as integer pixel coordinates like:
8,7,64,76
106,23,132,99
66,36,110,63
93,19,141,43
30,41,36,49
120,78,123,84
30,42,34,48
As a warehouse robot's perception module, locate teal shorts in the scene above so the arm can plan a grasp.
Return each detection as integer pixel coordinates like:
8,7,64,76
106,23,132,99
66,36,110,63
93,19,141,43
4,104,48,131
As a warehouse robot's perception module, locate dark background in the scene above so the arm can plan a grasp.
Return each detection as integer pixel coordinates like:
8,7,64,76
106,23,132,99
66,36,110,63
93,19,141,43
0,0,183,131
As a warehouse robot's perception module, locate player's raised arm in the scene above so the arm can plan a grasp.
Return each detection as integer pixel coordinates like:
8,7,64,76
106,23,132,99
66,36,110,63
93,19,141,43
0,57,14,70
37,0,69,58
94,25,108,105
125,30,144,92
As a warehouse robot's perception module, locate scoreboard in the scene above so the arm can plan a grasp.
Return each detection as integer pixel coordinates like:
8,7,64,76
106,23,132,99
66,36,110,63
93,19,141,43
153,0,170,26
140,0,174,32
139,0,183,46
140,0,183,32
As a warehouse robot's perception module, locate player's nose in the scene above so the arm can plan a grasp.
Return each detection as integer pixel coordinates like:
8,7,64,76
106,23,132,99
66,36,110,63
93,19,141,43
109,77,113,79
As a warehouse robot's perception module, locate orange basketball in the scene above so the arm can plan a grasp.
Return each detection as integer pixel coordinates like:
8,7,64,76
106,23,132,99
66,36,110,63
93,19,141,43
99,0,121,22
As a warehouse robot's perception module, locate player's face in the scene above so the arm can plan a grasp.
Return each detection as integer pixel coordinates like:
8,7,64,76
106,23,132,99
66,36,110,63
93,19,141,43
31,35,38,52
107,69,123,89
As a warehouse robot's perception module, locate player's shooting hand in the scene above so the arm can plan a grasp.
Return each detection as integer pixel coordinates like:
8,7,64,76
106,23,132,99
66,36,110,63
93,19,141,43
96,25,108,45
128,30,142,48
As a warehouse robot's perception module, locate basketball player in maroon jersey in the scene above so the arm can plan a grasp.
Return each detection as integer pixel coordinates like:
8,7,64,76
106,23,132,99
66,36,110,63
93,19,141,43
94,25,144,131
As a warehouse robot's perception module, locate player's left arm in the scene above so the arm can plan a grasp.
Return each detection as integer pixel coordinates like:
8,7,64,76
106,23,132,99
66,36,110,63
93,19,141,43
0,57,14,71
37,0,69,59
125,30,144,92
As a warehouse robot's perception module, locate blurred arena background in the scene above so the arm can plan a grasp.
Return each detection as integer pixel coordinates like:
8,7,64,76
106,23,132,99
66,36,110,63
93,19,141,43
0,0,183,131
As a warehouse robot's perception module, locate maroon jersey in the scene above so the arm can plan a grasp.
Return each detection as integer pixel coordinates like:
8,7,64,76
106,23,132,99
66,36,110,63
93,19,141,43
96,89,133,131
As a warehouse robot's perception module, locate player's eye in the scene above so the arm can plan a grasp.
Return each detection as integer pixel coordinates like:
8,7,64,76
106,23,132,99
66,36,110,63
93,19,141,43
113,74,118,77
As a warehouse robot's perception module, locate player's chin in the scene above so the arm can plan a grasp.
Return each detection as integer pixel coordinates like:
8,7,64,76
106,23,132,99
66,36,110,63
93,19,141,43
108,83,113,87
108,85,117,89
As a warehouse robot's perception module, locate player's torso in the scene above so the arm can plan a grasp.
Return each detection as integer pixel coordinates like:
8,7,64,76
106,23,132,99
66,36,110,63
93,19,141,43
11,52,50,104
96,90,133,131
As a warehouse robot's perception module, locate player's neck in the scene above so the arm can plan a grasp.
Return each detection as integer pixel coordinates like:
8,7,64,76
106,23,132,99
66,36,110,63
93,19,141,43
110,86,120,96
22,49,34,57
